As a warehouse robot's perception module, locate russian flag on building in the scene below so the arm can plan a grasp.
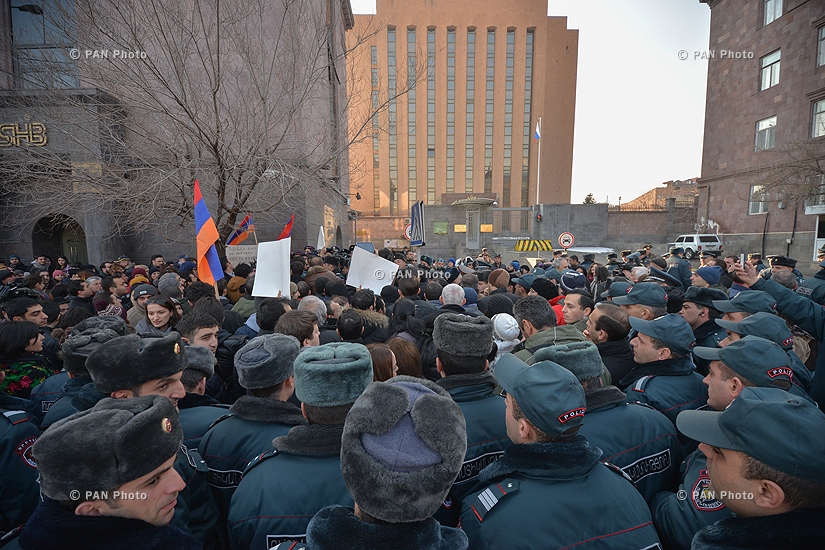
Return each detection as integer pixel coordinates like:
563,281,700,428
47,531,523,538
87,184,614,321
194,180,225,286
533,121,541,143
226,214,253,246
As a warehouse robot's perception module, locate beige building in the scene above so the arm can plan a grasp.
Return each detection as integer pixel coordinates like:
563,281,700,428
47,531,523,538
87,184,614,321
347,0,577,240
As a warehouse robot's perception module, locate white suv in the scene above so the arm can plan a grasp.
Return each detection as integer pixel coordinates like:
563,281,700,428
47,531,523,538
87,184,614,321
666,234,723,260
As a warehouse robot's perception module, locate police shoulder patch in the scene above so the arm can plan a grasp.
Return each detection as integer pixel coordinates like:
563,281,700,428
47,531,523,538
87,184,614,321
467,478,519,523
692,469,724,511
15,435,37,468
244,449,279,474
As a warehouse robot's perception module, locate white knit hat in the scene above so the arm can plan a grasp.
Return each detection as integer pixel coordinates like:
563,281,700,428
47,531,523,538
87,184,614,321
492,313,520,341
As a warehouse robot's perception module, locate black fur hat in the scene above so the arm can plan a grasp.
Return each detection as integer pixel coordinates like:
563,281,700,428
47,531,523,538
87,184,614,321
85,333,188,394
340,376,467,523
72,315,128,336
183,345,215,381
61,328,121,376
33,395,183,501
433,313,493,357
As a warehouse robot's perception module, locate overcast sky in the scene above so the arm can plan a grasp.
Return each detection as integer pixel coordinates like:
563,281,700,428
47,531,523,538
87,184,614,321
349,0,712,205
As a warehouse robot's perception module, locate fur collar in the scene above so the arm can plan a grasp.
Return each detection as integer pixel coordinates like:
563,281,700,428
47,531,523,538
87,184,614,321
306,266,328,276
19,498,201,550
353,308,390,328
585,386,627,410
71,382,107,411
273,423,344,456
304,505,467,550
619,355,697,387
478,436,602,483
691,508,825,549
229,395,307,425
436,370,498,391
62,375,92,396
178,392,219,410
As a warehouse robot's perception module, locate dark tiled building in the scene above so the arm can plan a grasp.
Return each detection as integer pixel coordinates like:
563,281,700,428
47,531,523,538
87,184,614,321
698,0,825,262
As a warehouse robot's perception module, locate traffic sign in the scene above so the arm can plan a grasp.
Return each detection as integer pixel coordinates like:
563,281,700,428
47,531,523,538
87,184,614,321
558,232,575,249
404,223,412,240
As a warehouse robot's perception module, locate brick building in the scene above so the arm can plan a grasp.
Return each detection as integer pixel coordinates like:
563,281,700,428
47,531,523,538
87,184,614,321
346,0,577,242
697,0,825,262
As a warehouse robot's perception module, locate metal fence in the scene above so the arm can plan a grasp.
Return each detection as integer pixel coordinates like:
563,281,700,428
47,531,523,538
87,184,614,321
491,207,532,235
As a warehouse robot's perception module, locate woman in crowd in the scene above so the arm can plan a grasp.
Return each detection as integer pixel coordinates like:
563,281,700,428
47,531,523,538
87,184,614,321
367,343,398,382
0,321,54,399
136,296,181,334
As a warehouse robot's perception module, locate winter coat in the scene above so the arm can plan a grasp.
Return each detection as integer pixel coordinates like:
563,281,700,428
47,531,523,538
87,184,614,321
177,392,231,451
0,392,40,532
199,396,306,520
620,355,708,426
127,292,147,327
134,318,174,335
511,325,586,364
39,375,90,431
578,386,681,504
690,508,825,549
230,295,256,321
226,276,247,304
352,308,390,344
596,339,637,389
666,258,692,290
216,330,249,403
651,447,732,550
29,370,69,417
691,320,727,376
272,506,467,550
12,497,202,550
228,424,352,550
0,352,56,400
433,371,512,527
795,269,825,305
460,437,661,549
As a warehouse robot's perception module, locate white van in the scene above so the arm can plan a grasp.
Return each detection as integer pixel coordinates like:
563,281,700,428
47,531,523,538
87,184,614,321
666,234,723,260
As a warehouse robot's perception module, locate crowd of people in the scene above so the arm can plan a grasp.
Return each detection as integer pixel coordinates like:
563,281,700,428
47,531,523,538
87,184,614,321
0,242,824,549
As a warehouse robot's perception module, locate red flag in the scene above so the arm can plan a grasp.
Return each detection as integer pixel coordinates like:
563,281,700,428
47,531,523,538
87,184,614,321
278,214,295,240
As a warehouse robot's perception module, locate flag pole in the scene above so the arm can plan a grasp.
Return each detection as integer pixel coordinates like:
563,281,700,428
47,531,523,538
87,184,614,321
251,213,259,244
535,116,542,205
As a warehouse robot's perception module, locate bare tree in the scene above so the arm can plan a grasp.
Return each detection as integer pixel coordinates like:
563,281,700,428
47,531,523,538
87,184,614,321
742,138,825,209
0,0,421,252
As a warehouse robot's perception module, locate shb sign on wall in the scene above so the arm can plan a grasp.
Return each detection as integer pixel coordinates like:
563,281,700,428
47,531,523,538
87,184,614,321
0,122,48,147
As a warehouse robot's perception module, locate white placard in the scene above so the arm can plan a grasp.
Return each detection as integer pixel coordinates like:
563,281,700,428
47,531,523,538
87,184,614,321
251,238,292,297
316,226,325,250
225,244,258,266
347,245,399,294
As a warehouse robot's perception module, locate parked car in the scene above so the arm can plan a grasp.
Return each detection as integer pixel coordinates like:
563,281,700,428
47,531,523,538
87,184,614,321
666,234,723,260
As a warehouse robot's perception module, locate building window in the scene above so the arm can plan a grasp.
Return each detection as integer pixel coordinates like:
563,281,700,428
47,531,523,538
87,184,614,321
388,28,398,215
764,0,782,26
814,100,825,138
755,116,776,151
408,28,417,207
759,50,780,90
465,29,475,193
522,30,534,209
371,45,381,214
502,30,514,208
749,185,769,214
484,30,495,194
819,26,825,68
427,28,436,204
446,29,455,193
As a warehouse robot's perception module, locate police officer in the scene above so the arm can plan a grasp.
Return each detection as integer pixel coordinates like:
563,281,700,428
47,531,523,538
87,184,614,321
460,355,661,548
747,252,767,273
83,333,220,548
796,257,825,305
535,342,681,503
199,334,306,520
621,314,708,426
711,289,776,322
431,314,511,526
177,346,230,450
228,343,373,549
680,287,729,376
666,247,692,290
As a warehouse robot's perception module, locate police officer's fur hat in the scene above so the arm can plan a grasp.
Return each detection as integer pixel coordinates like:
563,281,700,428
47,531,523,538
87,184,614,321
62,328,121,376
72,315,129,336
183,345,215,381
293,342,373,407
33,395,183,501
86,333,188,394
234,334,301,390
433,313,494,357
341,376,467,523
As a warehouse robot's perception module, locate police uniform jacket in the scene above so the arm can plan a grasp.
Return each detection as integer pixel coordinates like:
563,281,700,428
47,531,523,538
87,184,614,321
433,371,512,526
177,392,230,451
691,507,825,550
227,423,352,550
651,447,732,550
29,370,68,418
596,340,637,389
199,396,306,519
620,356,708,426
667,258,692,290
750,277,825,404
578,386,681,504
796,269,825,305
39,376,90,431
460,436,661,549
691,321,727,376
0,392,40,532
273,505,467,550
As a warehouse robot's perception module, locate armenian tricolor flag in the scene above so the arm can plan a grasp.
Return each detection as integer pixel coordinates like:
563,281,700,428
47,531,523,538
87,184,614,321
226,214,253,246
277,214,295,240
194,180,225,286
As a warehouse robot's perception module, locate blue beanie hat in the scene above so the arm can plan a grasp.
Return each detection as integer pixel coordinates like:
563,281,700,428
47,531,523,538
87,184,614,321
694,266,723,286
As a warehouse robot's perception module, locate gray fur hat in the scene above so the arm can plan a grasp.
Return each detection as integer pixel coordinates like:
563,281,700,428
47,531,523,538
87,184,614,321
533,342,604,382
86,333,188,394
183,345,215,380
433,313,493,357
157,273,181,295
62,328,122,376
72,315,129,336
33,395,183,501
341,376,467,523
293,342,372,407
235,334,301,390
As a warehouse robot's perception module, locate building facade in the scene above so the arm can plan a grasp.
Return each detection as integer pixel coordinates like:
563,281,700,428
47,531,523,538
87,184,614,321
347,0,577,244
698,0,825,262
